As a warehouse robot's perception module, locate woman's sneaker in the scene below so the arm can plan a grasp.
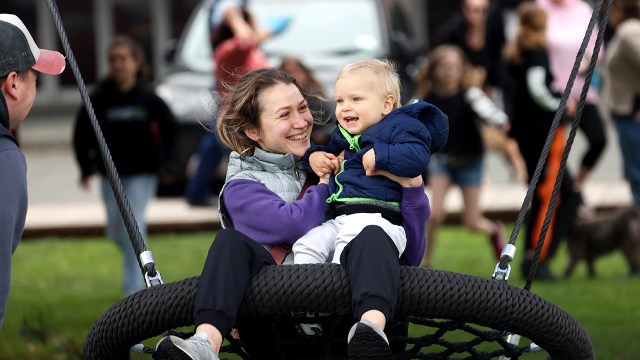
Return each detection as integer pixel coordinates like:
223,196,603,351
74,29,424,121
154,334,219,360
347,319,393,359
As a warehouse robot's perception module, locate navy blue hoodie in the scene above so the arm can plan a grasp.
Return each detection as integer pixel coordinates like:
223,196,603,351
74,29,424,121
304,100,448,206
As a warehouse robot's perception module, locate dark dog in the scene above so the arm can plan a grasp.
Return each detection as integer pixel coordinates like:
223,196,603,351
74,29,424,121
565,206,640,278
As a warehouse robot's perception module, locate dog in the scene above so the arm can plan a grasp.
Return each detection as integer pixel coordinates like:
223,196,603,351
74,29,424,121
565,206,640,278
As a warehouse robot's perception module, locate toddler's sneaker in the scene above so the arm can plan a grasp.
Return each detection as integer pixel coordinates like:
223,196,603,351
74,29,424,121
347,319,393,359
154,334,219,360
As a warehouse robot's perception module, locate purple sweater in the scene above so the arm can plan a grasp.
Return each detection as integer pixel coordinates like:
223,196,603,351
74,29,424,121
222,179,429,266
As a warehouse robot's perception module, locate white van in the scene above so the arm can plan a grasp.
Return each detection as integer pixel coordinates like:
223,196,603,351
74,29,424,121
156,0,429,195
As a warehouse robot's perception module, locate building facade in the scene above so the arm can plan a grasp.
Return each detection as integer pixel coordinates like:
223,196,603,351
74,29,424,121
2,0,199,109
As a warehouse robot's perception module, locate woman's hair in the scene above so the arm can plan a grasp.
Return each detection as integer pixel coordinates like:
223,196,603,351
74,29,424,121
216,67,313,156
504,2,548,64
109,35,150,81
279,56,324,95
336,59,402,109
412,45,478,100
211,7,253,48
618,0,640,21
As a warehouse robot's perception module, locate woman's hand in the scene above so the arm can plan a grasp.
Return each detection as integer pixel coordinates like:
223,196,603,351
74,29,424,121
366,169,424,188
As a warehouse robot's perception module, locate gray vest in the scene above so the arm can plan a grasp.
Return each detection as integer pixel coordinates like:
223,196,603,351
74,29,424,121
218,148,307,229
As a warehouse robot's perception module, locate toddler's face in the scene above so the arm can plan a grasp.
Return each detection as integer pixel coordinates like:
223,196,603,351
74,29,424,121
334,71,393,135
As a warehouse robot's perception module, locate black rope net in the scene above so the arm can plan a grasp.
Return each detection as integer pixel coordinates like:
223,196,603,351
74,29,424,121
84,266,593,359
41,0,610,357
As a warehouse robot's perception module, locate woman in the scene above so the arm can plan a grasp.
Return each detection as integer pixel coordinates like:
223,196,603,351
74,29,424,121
504,2,581,280
412,45,510,268
72,36,176,296
605,0,640,207
185,1,283,206
153,68,429,360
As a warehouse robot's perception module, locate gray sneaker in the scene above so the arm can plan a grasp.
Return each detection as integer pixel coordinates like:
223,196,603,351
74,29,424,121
154,334,219,360
347,319,392,359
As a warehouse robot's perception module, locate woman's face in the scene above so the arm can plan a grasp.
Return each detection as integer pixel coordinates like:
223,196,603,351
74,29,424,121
250,82,313,159
433,52,464,91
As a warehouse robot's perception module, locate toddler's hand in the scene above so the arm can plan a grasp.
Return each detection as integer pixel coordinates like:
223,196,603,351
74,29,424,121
362,149,376,175
309,151,338,178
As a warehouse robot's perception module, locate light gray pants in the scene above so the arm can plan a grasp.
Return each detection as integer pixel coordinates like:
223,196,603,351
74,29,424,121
293,212,406,264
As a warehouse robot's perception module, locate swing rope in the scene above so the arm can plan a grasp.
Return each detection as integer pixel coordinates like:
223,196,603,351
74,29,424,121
44,0,162,286
494,0,612,292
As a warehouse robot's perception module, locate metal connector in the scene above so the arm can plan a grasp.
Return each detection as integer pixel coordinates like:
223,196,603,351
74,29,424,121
140,251,163,287
492,263,511,281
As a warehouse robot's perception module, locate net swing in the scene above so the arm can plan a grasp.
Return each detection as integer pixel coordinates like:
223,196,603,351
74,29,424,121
41,0,611,357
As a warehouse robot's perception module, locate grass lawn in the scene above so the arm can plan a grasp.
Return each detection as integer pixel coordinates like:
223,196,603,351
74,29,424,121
1,226,638,359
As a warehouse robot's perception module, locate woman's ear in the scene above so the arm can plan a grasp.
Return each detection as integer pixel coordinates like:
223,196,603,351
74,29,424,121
244,127,261,142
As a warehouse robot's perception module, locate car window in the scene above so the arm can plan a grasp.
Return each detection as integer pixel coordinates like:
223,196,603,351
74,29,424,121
252,0,381,56
179,1,213,73
176,0,384,92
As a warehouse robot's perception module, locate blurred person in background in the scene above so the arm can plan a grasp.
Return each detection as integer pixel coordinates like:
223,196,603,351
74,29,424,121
433,0,507,103
537,0,607,195
0,14,65,330
504,2,581,280
412,45,513,268
279,56,336,145
184,0,290,206
605,0,640,207
73,36,176,296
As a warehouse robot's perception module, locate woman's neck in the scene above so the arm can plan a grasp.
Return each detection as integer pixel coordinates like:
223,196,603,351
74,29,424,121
433,85,460,97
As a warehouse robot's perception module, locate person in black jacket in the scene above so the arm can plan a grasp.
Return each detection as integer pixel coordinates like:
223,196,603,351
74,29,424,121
73,36,176,296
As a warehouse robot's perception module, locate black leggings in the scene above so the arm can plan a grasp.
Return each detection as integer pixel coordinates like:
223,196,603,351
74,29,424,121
578,104,607,169
194,225,401,335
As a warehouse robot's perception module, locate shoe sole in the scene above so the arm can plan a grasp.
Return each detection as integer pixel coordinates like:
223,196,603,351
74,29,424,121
347,323,393,360
154,336,194,360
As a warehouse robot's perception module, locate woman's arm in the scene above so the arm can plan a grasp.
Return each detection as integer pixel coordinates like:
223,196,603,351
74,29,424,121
222,179,330,245
465,87,509,128
399,184,429,266
367,171,429,266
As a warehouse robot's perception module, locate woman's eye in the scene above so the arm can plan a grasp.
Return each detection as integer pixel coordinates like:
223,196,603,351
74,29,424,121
279,112,290,118
299,104,308,111
353,97,362,101
335,99,343,104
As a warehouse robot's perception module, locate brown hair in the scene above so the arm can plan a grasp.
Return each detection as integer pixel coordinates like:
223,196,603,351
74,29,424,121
279,56,324,95
216,67,313,156
412,45,479,100
504,2,548,64
109,35,150,81
211,7,253,48
618,0,640,21
0,69,30,87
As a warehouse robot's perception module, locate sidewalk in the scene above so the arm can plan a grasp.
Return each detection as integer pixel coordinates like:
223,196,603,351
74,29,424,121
22,180,633,238
18,113,634,238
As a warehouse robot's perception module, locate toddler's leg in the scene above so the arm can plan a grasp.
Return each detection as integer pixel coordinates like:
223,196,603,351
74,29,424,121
332,214,406,263
293,220,339,264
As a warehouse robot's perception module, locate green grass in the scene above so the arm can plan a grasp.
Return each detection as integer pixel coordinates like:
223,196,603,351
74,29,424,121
1,226,638,359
